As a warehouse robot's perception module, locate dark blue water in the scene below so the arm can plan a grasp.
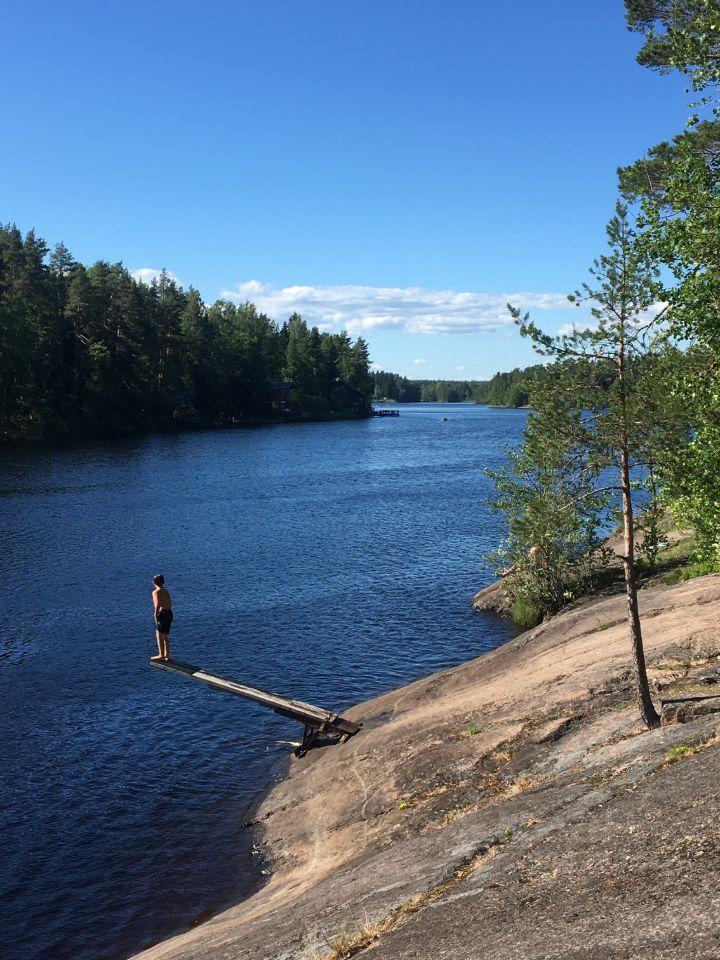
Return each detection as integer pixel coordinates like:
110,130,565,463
0,404,526,960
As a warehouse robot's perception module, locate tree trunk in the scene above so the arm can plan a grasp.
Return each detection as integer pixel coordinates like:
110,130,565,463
620,445,661,729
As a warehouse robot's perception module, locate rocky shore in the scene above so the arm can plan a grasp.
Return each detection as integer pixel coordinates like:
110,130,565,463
134,571,720,960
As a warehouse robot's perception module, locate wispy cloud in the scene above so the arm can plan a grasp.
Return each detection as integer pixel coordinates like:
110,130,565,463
555,301,668,338
219,280,574,336
412,357,427,366
132,267,183,287
556,320,592,337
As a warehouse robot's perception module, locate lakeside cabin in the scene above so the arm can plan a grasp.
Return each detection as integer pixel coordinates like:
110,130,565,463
331,377,371,414
263,377,372,419
264,379,294,415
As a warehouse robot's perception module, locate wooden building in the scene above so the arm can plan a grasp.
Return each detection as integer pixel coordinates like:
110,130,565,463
264,379,294,414
332,378,370,414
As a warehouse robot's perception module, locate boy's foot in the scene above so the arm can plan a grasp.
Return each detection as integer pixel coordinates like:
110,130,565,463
151,655,164,661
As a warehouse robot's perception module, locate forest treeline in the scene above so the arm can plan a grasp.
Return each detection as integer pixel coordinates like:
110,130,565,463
0,227,373,440
372,366,540,406
372,362,612,407
372,367,535,405
371,371,481,403
486,0,720,730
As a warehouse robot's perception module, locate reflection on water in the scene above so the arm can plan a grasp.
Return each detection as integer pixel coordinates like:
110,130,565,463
0,404,526,960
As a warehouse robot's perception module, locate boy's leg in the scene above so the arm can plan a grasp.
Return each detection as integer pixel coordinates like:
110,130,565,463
151,629,164,660
162,633,171,660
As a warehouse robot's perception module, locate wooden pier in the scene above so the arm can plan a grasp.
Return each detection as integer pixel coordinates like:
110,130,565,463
151,659,361,756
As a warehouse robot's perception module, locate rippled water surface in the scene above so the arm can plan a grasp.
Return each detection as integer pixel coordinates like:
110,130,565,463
1,404,527,960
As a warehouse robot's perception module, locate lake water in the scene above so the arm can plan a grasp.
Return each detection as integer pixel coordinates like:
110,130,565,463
0,403,527,960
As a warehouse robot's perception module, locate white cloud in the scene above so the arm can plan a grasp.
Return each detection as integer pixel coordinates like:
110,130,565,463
219,280,575,336
556,320,591,337
555,301,667,338
132,267,183,287
412,358,427,366
456,365,467,372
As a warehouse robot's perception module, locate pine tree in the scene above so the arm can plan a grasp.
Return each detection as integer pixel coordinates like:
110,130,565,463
622,0,720,561
284,313,315,404
509,203,676,729
0,226,375,437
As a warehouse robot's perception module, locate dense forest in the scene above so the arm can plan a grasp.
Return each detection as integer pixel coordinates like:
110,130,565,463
372,363,610,407
372,368,533,405
371,371,482,403
0,227,373,441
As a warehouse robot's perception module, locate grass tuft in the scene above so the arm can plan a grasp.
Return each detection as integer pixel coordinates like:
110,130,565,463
662,735,719,768
456,721,484,739
666,744,694,763
511,597,542,628
310,847,499,959
396,784,452,812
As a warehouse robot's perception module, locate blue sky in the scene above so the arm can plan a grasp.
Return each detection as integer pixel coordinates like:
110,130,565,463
2,0,689,379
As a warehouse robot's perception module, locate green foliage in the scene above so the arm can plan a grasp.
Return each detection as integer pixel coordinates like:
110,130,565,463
372,362,616,408
512,207,690,482
621,202,719,562
618,120,720,200
636,461,665,572
622,4,720,561
487,399,612,623
660,556,720,584
506,204,680,728
0,225,373,439
371,370,423,402
625,0,720,93
485,206,700,626
473,366,541,406
419,379,478,403
371,372,483,403
509,597,543,629
664,416,720,559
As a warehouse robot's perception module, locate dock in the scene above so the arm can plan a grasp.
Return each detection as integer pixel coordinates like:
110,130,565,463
151,659,361,756
372,408,400,417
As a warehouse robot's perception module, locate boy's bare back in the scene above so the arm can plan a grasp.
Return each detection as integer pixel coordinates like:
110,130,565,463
153,586,172,611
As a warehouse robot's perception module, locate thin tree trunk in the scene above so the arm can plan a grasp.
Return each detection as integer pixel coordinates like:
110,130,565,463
620,443,661,729
616,251,660,730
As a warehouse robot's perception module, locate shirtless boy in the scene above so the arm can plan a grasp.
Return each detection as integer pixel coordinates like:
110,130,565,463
151,574,173,661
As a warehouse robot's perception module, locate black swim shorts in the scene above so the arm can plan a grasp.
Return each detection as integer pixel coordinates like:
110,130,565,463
156,609,173,634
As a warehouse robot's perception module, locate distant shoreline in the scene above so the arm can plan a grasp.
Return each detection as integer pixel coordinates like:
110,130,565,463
1,403,535,445
0,410,372,448
374,399,529,409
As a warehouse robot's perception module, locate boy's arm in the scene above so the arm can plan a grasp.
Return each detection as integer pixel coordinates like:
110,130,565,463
153,590,159,618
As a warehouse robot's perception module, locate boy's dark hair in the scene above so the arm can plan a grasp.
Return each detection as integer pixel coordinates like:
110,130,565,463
153,574,165,587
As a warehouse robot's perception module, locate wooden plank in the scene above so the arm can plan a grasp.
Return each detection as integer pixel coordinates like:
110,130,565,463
153,659,200,676
151,658,361,736
194,670,334,721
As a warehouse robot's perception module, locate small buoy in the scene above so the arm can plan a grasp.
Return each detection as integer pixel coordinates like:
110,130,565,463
443,417,448,421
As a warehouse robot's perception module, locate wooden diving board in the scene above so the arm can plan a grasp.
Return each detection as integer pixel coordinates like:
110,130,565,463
151,658,361,756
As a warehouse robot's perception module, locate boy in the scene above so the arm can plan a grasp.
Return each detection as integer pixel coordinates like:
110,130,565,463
151,574,173,661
